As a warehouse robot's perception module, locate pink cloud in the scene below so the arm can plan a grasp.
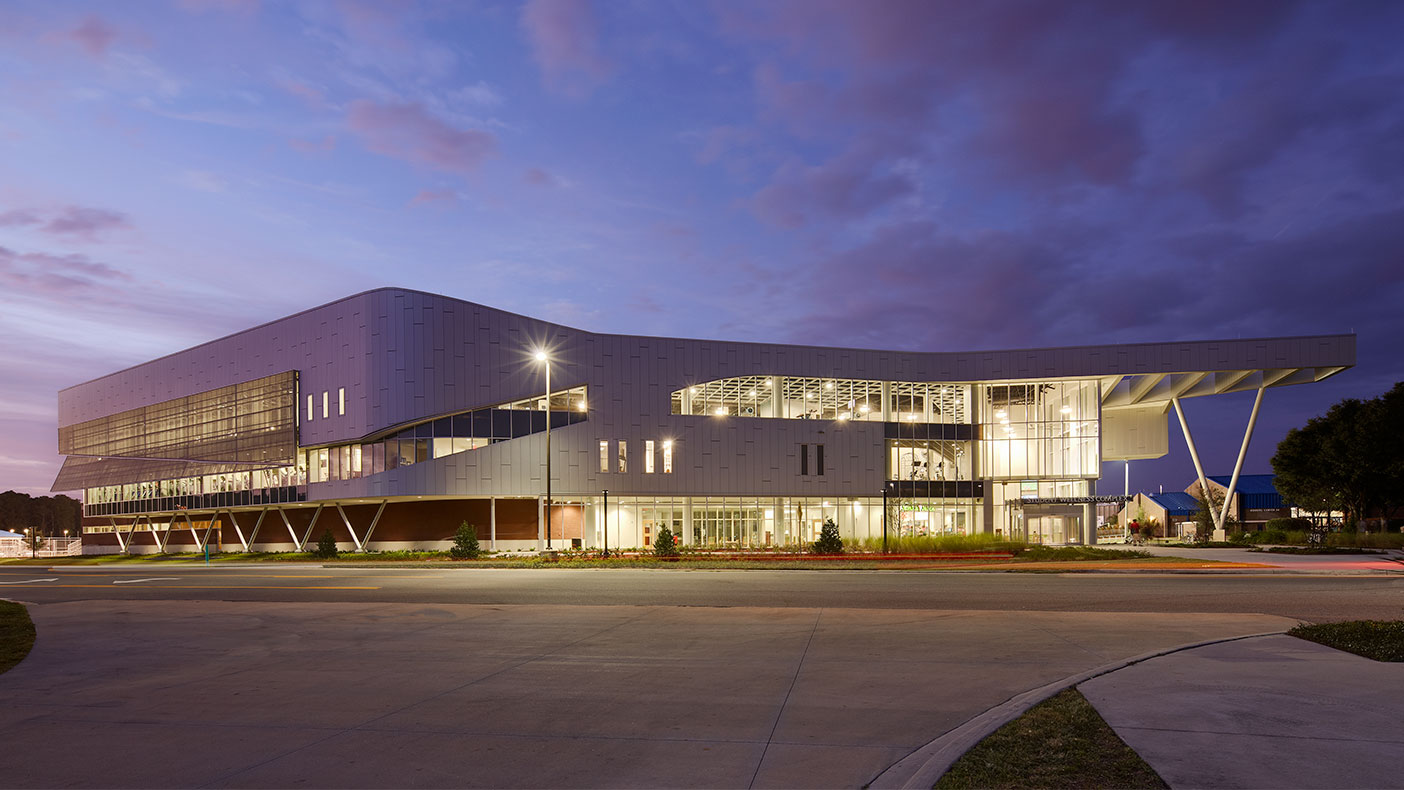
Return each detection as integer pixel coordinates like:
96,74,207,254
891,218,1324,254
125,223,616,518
66,16,118,59
347,100,497,175
279,79,326,109
0,209,42,228
289,135,337,154
521,0,611,97
523,167,559,187
0,245,131,297
749,141,915,228
41,206,130,241
409,188,457,206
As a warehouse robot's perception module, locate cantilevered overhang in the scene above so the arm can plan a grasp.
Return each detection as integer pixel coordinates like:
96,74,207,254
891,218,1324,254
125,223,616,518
1099,365,1350,411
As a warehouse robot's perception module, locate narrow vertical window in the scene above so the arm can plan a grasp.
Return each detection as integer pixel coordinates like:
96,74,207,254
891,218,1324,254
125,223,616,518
817,444,825,476
322,391,329,419
599,441,609,473
338,387,346,416
645,440,655,474
800,444,809,476
306,394,314,421
662,441,673,474
618,441,628,473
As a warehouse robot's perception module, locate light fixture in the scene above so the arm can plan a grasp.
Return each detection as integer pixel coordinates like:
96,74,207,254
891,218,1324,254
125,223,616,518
1000,418,1009,425
1060,405,1072,414
764,379,773,387
577,401,588,412
715,406,727,416
859,404,870,414
825,382,834,390
534,350,547,362
748,390,756,397
663,440,672,448
806,392,815,399
690,387,699,394
839,412,851,420
996,409,1007,419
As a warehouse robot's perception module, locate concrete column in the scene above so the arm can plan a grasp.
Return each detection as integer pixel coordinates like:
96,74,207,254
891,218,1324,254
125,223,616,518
681,388,692,415
771,377,784,418
880,381,892,422
1082,499,1096,545
490,497,497,551
981,484,995,535
536,496,544,551
683,498,693,544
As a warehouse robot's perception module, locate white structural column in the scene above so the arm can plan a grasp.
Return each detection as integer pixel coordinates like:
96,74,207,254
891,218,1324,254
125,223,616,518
335,504,363,552
1218,387,1267,534
1083,479,1097,545
1171,388,1267,541
490,497,497,550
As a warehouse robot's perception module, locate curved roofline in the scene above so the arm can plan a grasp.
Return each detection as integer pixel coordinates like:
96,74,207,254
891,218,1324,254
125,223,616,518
61,285,1357,392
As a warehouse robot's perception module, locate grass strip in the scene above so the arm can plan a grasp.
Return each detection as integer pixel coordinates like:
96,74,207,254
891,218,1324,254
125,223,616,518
1252,546,1381,555
935,688,1167,790
1289,620,1404,662
0,601,37,676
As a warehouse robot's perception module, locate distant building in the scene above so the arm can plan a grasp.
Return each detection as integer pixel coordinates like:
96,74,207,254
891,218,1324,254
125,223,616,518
53,288,1355,553
1186,474,1292,531
1115,492,1201,540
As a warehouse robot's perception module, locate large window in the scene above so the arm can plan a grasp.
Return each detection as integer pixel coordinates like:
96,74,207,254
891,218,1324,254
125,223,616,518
975,381,1100,480
887,440,971,481
672,377,969,423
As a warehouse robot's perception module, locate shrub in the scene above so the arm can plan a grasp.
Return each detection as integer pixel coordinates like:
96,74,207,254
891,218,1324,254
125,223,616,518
812,518,844,555
1265,517,1313,532
450,521,481,559
653,527,678,557
312,529,339,558
1227,530,1253,546
855,533,1026,554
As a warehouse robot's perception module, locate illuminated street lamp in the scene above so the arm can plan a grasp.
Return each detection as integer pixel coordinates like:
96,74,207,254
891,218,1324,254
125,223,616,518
534,349,553,550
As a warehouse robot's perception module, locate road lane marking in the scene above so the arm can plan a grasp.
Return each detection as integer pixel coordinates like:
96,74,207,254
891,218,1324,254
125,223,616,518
0,578,58,585
40,585,382,590
112,577,180,584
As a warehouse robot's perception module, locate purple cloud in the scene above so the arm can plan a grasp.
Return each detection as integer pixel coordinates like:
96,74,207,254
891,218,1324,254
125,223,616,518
346,100,497,175
409,188,457,206
0,245,131,296
521,0,611,97
523,167,559,187
66,15,118,58
750,140,916,228
41,206,130,241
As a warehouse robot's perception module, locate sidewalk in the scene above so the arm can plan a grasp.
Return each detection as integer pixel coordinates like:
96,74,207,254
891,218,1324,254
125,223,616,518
1080,634,1404,789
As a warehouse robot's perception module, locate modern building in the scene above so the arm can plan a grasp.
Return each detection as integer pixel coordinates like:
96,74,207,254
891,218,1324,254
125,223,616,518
54,288,1355,553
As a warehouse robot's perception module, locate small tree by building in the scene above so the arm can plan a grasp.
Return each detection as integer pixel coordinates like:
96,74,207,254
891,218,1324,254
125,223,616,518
812,518,843,555
450,521,481,559
1192,486,1236,543
653,526,678,557
312,528,339,558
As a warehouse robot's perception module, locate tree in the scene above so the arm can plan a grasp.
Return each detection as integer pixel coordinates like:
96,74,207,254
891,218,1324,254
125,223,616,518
1272,381,1404,530
1191,486,1235,543
450,521,481,559
653,526,678,557
312,529,339,558
812,518,843,555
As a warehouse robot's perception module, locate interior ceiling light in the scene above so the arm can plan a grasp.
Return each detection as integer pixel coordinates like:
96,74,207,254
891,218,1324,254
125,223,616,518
825,382,834,390
996,409,1007,418
690,387,699,394
764,380,773,387
1060,405,1072,413
663,440,672,448
859,404,870,413
806,392,815,399
714,406,727,415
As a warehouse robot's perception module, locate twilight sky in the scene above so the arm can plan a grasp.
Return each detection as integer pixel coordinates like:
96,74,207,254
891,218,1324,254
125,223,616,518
2,0,1402,498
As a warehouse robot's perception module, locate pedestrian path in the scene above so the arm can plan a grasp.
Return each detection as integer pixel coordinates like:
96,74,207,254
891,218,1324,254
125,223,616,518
1080,634,1404,789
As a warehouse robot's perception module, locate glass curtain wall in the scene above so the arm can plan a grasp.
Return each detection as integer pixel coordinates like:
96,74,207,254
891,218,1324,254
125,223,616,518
975,380,1100,479
593,495,983,550
672,378,971,423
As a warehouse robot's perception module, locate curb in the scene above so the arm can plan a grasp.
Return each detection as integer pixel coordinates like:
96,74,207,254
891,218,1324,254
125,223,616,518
867,630,1289,790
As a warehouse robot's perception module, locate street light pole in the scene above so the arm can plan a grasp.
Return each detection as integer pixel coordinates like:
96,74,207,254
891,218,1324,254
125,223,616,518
881,485,888,555
602,489,608,558
535,350,552,550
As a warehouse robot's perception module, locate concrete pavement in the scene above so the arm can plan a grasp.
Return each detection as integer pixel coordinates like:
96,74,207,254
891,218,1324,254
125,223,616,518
1080,634,1404,789
0,600,1293,788
1110,543,1404,574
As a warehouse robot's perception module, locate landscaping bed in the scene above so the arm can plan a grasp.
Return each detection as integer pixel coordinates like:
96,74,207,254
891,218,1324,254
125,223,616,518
935,688,1166,789
1289,620,1404,662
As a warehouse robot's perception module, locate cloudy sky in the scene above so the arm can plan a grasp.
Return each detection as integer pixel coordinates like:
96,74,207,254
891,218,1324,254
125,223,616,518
2,0,1402,498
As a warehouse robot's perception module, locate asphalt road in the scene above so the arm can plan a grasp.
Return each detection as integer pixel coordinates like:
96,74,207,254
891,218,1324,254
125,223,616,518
4,564,1403,621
